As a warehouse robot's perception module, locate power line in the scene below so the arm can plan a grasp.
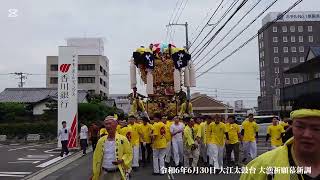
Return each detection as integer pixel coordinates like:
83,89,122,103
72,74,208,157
196,86,259,92
196,0,303,78
166,0,182,42
191,0,249,60
195,0,279,71
190,0,239,55
189,0,225,48
174,0,189,24
193,0,264,66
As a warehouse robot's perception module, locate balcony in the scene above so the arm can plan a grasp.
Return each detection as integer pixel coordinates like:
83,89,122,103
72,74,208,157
281,78,320,102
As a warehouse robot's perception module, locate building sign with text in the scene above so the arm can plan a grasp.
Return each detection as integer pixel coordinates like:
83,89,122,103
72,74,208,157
58,46,78,148
263,11,320,25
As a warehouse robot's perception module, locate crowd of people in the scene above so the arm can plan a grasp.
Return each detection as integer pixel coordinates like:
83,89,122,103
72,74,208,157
57,94,320,180
79,113,295,180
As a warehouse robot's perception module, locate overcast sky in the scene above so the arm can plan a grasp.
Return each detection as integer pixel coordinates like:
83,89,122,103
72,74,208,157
0,0,318,108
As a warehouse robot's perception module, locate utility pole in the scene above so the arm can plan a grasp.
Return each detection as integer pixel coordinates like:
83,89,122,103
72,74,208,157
166,22,192,100
12,72,27,88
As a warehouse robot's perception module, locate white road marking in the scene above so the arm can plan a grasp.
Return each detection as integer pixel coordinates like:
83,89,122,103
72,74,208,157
36,154,72,168
0,172,31,177
18,158,45,161
8,161,35,164
33,161,40,164
44,148,60,153
28,149,37,151
0,172,32,174
9,143,20,146
27,155,53,158
0,174,25,177
8,144,42,151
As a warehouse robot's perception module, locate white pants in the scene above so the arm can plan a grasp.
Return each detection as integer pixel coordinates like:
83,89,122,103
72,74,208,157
139,145,142,160
153,148,166,174
132,145,139,167
200,142,207,162
184,142,200,167
172,140,184,166
207,144,224,169
243,141,257,160
165,142,172,163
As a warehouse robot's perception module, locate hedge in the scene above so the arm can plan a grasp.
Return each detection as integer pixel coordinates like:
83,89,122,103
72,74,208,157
0,121,57,138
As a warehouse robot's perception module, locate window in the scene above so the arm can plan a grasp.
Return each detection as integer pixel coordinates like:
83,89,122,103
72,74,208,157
291,36,296,42
262,91,266,97
259,42,261,49
275,67,279,73
273,37,278,42
300,57,305,62
261,81,265,87
285,78,290,85
274,47,278,53
261,41,264,48
309,35,314,42
284,67,289,71
283,47,288,53
103,81,106,87
78,77,95,83
261,71,265,77
78,64,95,71
275,78,280,85
284,57,289,63
262,51,265,57
299,36,304,42
282,26,287,32
88,90,95,94
100,66,103,73
292,57,297,63
50,64,58,71
260,61,265,67
275,89,280,96
308,26,313,32
273,26,278,32
50,77,58,84
100,78,103,85
103,69,106,76
299,46,304,52
291,47,297,53
274,57,279,63
283,36,288,42
290,26,295,32
293,78,298,84
298,26,303,32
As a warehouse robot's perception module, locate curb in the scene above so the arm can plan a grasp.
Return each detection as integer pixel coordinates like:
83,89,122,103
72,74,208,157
23,148,93,180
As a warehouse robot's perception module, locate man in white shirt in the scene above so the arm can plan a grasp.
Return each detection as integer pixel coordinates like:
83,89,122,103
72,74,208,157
80,122,88,155
92,116,132,180
170,116,184,167
58,121,69,157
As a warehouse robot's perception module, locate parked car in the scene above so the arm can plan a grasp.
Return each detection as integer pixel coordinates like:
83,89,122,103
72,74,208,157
254,115,279,137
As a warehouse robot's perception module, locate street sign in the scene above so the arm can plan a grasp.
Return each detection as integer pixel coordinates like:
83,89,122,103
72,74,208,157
0,135,7,142
26,134,40,141
58,46,78,148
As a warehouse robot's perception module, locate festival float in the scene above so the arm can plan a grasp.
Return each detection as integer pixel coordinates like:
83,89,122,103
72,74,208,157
129,43,196,118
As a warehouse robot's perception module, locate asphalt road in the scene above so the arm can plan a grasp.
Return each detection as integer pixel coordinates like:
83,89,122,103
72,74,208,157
0,142,68,179
43,138,271,180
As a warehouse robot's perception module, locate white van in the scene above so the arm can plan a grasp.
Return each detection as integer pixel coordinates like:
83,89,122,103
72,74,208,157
254,115,279,136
